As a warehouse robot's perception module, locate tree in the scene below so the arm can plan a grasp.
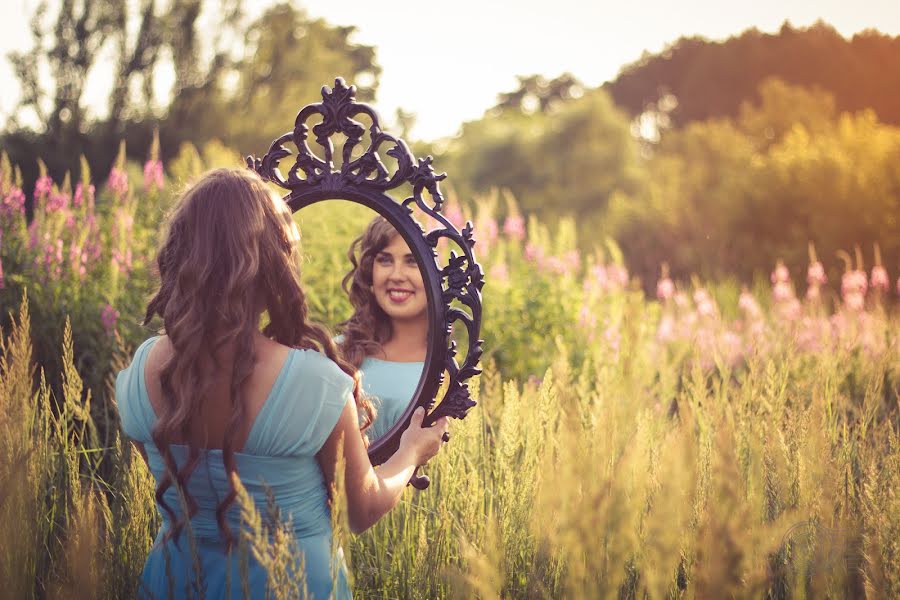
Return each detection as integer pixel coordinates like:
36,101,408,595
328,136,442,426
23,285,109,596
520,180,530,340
440,85,644,248
737,77,835,148
605,22,900,128
605,79,900,289
494,73,584,114
222,4,380,155
2,0,380,193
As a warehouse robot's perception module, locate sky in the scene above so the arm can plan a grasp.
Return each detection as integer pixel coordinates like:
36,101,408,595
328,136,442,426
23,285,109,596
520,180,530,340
1,0,899,141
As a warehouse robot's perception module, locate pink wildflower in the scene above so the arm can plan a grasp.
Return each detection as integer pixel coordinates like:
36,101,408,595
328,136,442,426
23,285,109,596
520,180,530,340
35,238,63,280
545,255,567,275
771,261,790,284
693,288,717,318
696,297,717,318
588,264,608,290
841,270,867,298
603,324,621,354
143,159,164,191
46,190,70,213
27,221,39,250
112,248,133,274
721,331,743,365
780,298,802,322
844,292,865,312
563,250,580,273
73,183,95,209
69,242,88,278
807,261,827,286
673,291,689,309
608,265,629,289
797,316,828,352
444,203,465,229
34,176,53,200
482,217,499,243
503,214,525,240
773,281,794,303
107,167,129,198
524,243,543,264
2,188,26,217
656,277,674,301
101,304,119,336
578,304,596,329
738,289,761,320
871,266,889,292
656,314,676,343
489,261,509,282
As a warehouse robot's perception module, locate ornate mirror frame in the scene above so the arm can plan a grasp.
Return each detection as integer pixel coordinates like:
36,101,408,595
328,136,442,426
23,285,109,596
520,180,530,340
246,78,484,487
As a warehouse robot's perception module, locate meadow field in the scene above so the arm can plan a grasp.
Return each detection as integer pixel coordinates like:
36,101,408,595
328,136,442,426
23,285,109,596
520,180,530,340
1,147,898,599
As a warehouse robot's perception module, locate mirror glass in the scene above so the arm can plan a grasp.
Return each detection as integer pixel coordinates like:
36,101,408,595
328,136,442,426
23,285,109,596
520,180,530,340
294,200,428,443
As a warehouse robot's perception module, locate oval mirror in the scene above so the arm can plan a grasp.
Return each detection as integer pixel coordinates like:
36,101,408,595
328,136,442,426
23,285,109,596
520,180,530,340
295,201,427,445
246,78,484,488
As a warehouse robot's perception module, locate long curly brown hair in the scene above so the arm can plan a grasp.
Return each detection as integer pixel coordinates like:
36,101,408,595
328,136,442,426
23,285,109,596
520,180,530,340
142,168,374,549
337,215,400,368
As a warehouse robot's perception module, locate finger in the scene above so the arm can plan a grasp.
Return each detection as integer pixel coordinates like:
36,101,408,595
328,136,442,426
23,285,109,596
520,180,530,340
410,406,425,427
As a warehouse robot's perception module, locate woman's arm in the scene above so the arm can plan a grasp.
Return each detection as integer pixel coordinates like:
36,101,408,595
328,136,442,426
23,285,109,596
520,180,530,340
318,402,448,534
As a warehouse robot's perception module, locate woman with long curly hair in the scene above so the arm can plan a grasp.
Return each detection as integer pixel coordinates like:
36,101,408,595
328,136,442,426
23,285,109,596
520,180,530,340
338,215,429,441
115,169,448,599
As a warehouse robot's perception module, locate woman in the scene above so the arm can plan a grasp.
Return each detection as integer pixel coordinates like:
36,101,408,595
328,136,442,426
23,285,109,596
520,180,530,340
338,216,429,441
115,169,448,599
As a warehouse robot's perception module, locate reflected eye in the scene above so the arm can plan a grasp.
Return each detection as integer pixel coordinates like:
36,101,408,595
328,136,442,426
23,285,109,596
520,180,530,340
405,256,418,267
376,254,392,266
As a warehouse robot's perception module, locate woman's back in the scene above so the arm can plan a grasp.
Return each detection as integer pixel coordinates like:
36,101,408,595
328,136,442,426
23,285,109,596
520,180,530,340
117,335,354,599
115,167,449,599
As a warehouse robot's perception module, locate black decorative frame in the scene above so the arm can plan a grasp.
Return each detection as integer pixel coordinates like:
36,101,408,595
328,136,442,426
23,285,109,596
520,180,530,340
246,78,484,488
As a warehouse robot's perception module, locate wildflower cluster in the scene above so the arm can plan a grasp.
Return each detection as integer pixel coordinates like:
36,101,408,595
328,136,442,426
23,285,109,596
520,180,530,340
654,247,898,365
0,145,165,399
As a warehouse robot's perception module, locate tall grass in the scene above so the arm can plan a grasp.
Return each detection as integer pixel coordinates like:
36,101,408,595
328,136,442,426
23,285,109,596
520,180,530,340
3,273,899,599
0,295,157,599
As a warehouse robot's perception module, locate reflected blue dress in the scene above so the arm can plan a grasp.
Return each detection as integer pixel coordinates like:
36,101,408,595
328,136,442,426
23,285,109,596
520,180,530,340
116,336,353,600
359,357,424,440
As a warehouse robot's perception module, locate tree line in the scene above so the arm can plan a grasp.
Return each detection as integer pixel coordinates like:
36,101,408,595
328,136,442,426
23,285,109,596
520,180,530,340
3,7,899,286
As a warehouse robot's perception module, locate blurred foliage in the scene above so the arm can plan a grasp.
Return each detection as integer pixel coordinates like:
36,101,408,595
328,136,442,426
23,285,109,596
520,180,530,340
440,72,900,292
4,11,900,290
607,81,900,289
440,88,643,226
2,0,379,203
605,21,900,128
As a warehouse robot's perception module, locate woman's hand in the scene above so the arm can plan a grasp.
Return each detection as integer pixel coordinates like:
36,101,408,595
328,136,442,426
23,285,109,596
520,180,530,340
320,401,450,533
398,407,450,466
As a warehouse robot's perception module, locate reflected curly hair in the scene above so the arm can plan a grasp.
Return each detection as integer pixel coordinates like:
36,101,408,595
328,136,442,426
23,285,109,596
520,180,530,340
337,215,400,368
142,168,375,549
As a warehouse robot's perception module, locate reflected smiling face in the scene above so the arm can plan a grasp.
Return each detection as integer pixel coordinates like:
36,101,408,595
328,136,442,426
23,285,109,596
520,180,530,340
372,234,426,322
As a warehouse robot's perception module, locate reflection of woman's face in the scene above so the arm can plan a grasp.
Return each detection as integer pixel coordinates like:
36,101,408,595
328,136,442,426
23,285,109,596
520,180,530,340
372,235,426,322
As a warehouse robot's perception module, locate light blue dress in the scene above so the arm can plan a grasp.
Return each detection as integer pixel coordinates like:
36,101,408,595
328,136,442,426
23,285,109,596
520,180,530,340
359,357,424,441
116,336,353,600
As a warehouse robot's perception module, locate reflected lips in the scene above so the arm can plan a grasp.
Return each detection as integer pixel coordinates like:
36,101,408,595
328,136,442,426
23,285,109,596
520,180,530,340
387,288,413,303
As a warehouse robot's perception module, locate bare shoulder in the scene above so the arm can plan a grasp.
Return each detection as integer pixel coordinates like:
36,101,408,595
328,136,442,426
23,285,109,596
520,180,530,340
144,335,171,376
256,336,293,364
